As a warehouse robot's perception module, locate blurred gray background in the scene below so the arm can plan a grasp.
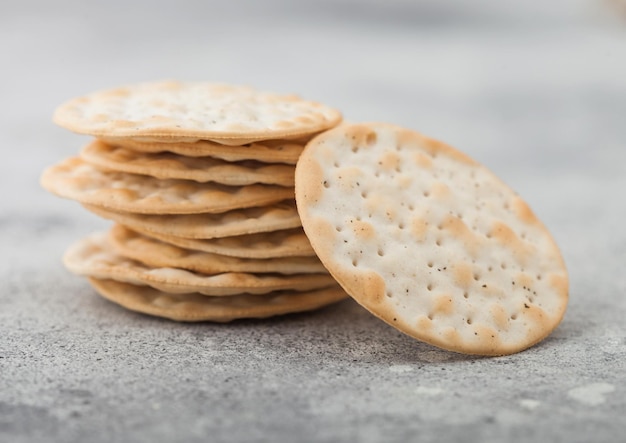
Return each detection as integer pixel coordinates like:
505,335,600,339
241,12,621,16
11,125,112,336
1,1,625,442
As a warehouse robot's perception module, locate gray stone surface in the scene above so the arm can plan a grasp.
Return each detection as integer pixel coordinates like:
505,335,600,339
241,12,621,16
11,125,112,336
1,1,625,442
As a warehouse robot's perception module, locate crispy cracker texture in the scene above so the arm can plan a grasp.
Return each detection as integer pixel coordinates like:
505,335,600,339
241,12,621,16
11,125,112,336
101,138,305,164
64,233,335,296
81,140,295,186
295,122,569,356
40,157,293,215
108,224,327,275
53,81,342,143
83,200,302,239
89,278,348,322
129,227,316,259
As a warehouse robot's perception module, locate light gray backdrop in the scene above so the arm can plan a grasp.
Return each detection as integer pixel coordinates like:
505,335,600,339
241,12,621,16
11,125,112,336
1,1,625,442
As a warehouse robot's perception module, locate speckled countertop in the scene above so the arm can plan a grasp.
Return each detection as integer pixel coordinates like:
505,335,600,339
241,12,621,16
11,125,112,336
1,1,625,442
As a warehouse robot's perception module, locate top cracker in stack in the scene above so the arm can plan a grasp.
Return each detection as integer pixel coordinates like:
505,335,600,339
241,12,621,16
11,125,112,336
42,81,348,321
52,81,342,144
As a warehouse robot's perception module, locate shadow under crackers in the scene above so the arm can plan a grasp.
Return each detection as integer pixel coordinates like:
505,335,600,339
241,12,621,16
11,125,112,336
207,298,483,365
63,283,567,365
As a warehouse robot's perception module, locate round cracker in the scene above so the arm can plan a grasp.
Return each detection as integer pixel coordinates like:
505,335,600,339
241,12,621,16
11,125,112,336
132,227,315,259
81,140,295,186
88,278,347,322
41,157,293,215
64,233,335,296
83,201,302,239
53,81,342,143
102,138,304,165
295,123,568,356
108,224,326,275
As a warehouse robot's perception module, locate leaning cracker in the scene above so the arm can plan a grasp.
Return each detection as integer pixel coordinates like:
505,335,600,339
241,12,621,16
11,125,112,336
81,140,295,186
53,81,342,144
109,224,327,275
41,157,293,214
133,227,315,259
88,278,347,322
295,123,568,356
64,233,335,296
103,138,304,165
83,201,301,239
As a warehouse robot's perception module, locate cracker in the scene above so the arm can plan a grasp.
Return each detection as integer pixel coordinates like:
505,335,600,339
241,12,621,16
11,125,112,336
41,157,293,214
103,138,304,165
132,227,315,259
64,233,335,296
83,200,301,239
88,278,347,322
53,81,342,144
295,123,569,356
109,224,327,275
81,140,295,186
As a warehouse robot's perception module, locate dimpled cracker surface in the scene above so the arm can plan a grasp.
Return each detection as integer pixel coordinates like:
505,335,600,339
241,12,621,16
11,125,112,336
81,141,295,186
41,157,293,214
109,224,327,275
295,123,568,356
88,278,348,322
83,201,301,239
53,81,342,144
133,228,315,259
103,138,304,165
64,233,335,296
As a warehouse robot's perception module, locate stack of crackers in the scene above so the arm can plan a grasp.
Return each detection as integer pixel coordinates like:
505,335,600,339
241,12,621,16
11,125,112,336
43,81,570,355
41,81,348,322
